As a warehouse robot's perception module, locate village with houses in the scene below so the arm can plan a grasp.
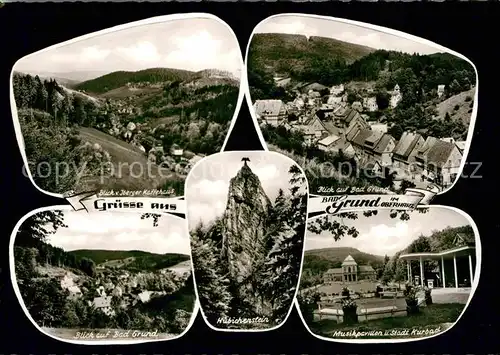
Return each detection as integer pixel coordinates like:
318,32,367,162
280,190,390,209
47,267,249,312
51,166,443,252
253,75,474,192
13,68,238,195
248,25,476,193
50,259,192,319
13,211,196,341
98,111,207,177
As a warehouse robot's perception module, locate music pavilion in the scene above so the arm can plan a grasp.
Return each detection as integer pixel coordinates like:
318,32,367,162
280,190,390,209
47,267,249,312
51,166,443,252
399,233,477,289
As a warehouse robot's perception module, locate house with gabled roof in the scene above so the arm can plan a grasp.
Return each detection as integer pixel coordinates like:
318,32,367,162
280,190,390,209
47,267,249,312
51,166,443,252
332,107,370,135
351,129,396,168
455,141,467,154
330,84,345,96
317,134,356,157
351,129,374,158
370,133,396,166
369,122,388,133
92,296,115,316
253,99,288,126
303,82,328,93
293,114,329,145
187,155,204,170
415,136,463,187
352,101,363,112
327,95,343,106
363,97,378,112
392,131,426,173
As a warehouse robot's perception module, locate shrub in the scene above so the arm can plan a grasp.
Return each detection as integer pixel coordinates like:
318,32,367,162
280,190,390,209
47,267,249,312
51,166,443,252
454,104,460,111
424,286,433,305
465,96,472,102
341,287,350,297
403,285,420,315
341,296,358,324
297,289,321,324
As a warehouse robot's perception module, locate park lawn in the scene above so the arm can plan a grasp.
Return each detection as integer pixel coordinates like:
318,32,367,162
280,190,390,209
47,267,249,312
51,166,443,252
310,303,465,339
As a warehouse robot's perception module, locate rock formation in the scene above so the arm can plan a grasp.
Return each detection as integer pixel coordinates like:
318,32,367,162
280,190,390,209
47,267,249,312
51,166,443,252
221,162,271,287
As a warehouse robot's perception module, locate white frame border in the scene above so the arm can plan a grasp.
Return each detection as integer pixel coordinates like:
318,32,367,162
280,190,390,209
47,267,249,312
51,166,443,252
242,13,480,195
9,205,200,345
184,150,310,332
293,204,482,343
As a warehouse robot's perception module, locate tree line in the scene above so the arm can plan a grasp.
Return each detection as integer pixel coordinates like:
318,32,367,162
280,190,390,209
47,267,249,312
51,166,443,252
13,73,107,128
13,74,112,193
380,224,474,285
18,273,193,334
249,50,474,100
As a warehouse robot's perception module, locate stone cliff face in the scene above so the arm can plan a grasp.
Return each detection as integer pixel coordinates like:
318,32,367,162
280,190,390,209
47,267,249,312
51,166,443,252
221,163,271,285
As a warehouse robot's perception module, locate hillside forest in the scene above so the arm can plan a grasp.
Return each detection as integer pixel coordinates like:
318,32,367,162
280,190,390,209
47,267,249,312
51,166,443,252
14,211,195,338
12,68,239,194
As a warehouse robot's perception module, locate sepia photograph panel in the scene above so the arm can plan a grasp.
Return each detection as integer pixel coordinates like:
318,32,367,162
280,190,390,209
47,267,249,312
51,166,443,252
185,151,308,330
11,209,196,343
297,207,479,341
247,15,477,196
11,15,242,197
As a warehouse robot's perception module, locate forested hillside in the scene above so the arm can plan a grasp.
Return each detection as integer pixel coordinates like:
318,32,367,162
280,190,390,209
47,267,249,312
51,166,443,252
76,68,197,94
12,69,238,194
249,33,374,77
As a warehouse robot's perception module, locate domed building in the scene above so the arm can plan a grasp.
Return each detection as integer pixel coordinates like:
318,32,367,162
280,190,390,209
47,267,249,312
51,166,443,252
323,255,377,283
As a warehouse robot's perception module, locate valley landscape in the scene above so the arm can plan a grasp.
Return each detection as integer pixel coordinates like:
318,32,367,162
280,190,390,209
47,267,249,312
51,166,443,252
11,17,241,195
248,16,477,194
13,210,196,342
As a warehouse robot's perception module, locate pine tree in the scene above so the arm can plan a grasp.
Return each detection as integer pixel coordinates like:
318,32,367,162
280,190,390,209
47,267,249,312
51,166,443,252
191,227,232,322
259,165,307,322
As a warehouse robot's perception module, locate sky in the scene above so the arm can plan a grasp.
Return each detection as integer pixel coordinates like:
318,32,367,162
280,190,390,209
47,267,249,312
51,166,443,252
186,151,305,227
41,210,190,255
14,17,241,78
256,16,445,55
305,208,472,256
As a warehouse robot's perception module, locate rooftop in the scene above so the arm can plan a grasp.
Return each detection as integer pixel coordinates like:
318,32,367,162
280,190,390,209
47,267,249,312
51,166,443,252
399,245,475,261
